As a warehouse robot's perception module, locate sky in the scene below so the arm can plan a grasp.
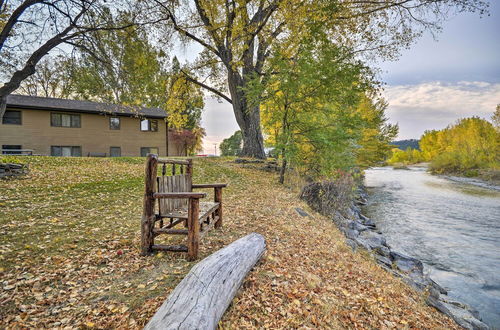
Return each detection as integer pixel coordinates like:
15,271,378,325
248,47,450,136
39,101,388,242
198,2,500,153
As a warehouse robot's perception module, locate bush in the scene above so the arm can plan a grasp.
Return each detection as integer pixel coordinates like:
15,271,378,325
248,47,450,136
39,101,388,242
299,172,354,216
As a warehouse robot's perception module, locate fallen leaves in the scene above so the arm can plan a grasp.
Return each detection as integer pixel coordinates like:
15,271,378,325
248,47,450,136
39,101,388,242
0,156,459,329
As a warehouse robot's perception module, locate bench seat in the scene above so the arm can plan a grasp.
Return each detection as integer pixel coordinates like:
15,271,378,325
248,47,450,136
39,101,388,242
158,202,220,223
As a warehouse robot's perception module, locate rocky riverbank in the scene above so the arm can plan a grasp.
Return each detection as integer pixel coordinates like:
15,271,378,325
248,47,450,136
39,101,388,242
301,181,489,330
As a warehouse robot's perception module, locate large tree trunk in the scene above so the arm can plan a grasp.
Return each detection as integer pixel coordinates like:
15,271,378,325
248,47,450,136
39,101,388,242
144,233,266,330
239,104,266,159
227,71,266,159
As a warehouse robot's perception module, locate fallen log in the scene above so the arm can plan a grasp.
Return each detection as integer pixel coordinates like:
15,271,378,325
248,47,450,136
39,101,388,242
145,233,266,330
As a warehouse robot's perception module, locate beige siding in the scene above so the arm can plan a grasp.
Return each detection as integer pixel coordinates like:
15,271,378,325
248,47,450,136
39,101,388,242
0,108,185,157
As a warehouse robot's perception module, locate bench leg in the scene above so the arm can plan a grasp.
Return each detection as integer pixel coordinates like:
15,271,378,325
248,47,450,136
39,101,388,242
141,215,155,256
187,198,200,260
214,187,223,229
141,154,157,256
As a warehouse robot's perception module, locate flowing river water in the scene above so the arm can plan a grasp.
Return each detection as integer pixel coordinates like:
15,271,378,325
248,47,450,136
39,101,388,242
364,166,500,328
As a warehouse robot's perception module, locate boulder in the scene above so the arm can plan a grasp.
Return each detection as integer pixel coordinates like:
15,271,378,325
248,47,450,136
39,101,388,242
347,220,369,232
427,294,489,330
359,231,387,250
390,251,424,275
345,239,358,251
375,255,392,268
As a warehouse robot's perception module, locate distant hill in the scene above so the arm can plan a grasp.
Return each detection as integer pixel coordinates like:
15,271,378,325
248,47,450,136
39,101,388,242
391,139,420,150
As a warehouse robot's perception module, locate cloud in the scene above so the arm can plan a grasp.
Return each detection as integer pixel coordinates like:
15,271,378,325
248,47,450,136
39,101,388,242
383,81,500,139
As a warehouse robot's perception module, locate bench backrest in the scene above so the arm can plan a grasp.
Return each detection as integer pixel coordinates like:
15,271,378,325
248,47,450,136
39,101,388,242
156,159,193,215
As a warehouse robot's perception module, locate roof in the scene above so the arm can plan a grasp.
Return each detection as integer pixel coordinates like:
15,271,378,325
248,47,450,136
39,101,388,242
6,94,167,119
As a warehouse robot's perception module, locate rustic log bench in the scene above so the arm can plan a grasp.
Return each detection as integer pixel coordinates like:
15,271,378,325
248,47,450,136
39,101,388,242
141,154,227,260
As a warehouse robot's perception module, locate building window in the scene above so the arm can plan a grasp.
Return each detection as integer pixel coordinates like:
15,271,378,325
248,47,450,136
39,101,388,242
2,110,22,125
51,146,82,157
2,145,22,155
109,117,120,130
51,113,81,128
110,147,121,157
140,147,159,157
140,119,158,132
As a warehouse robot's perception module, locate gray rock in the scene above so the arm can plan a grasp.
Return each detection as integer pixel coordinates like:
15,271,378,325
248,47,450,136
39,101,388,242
359,231,387,249
407,272,432,290
345,229,360,240
345,239,357,251
348,220,369,232
375,255,392,267
359,215,377,228
345,207,357,219
358,213,369,221
375,245,391,258
429,278,447,294
390,251,423,274
356,199,367,206
427,294,489,330
333,212,350,227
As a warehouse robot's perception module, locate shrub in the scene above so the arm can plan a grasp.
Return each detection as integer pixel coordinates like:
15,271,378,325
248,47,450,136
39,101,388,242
300,172,354,216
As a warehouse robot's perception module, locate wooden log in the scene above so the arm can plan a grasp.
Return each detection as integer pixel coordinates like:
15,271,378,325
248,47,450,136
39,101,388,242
187,197,200,260
141,154,158,256
144,233,266,330
214,187,223,229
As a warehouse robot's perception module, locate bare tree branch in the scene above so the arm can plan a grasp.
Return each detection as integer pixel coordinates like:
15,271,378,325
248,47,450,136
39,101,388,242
181,69,232,104
0,0,43,52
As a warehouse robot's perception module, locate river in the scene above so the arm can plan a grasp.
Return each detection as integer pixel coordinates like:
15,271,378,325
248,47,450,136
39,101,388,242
364,166,500,328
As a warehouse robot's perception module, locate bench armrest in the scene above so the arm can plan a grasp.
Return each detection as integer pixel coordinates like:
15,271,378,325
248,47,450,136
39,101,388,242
191,183,228,189
153,192,206,199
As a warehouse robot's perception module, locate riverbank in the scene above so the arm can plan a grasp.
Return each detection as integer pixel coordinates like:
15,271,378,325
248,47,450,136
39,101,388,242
442,172,500,192
364,166,500,328
391,160,500,188
0,156,457,328
300,175,490,329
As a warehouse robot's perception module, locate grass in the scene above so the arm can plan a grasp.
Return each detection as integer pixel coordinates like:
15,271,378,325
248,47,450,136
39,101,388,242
0,156,458,328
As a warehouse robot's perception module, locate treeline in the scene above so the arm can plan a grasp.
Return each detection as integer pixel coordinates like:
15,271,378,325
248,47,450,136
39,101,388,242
391,139,420,151
389,115,500,175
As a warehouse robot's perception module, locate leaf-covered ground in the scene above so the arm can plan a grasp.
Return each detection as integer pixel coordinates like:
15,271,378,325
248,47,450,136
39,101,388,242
0,156,458,329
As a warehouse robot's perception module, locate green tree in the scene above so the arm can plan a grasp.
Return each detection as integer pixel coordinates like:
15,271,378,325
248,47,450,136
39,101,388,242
165,58,204,130
152,0,487,158
418,117,499,174
69,11,169,108
355,96,398,168
387,147,423,165
256,35,372,182
220,131,243,156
